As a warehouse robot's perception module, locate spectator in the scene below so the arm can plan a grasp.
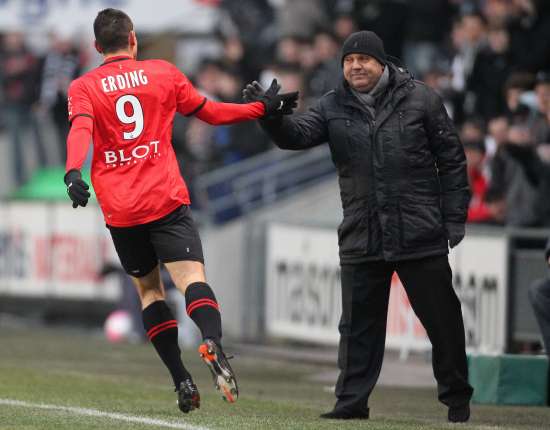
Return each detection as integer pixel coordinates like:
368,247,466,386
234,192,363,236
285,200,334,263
503,72,534,125
449,13,488,122
0,31,46,187
275,0,329,40
403,0,456,78
507,0,550,73
529,71,550,144
213,68,271,164
451,12,487,94
483,0,512,28
467,25,513,121
275,35,306,66
37,32,82,160
219,35,258,85
486,124,540,226
218,0,275,64
333,13,356,43
352,0,409,59
486,115,510,158
463,139,495,223
305,29,341,99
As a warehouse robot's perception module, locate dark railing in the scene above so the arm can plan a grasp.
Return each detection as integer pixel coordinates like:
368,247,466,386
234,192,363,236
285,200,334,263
194,146,335,223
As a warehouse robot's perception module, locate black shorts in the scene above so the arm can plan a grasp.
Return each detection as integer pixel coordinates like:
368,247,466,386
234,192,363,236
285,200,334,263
107,205,204,277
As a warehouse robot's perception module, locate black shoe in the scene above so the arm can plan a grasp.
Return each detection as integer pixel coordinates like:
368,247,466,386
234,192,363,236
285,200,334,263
320,407,369,420
198,339,239,403
448,403,470,423
176,378,200,413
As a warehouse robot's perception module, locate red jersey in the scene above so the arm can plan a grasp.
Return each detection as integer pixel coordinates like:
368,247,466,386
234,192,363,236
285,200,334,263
66,55,264,226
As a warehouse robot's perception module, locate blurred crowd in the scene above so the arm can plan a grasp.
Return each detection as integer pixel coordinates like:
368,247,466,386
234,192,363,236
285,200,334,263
1,0,550,227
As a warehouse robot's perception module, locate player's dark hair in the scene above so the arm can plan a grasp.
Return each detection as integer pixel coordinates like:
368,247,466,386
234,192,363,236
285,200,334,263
93,8,133,54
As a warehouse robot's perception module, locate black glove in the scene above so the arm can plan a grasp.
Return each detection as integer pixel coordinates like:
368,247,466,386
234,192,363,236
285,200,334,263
445,222,465,248
64,169,90,208
243,79,299,117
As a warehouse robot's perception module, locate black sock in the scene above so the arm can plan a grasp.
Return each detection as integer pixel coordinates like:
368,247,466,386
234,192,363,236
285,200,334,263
185,282,222,345
142,300,190,389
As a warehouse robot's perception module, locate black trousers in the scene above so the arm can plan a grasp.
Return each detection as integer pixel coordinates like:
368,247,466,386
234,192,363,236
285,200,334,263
335,255,473,411
529,276,550,355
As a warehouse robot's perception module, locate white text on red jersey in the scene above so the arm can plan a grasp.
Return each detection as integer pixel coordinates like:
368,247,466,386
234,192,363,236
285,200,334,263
100,70,149,93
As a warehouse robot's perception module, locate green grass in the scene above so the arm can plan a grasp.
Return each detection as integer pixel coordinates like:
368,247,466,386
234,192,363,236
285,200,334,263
0,326,549,429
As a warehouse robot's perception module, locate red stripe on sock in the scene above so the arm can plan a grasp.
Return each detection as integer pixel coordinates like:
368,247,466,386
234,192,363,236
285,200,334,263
148,322,178,341
147,319,178,338
186,298,219,316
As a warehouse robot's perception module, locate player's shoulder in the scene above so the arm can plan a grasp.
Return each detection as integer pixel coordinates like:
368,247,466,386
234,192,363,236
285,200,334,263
139,58,178,73
68,73,92,93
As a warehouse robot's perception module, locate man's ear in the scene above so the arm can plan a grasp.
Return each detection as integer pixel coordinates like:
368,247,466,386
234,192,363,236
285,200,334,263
94,40,102,54
129,31,137,48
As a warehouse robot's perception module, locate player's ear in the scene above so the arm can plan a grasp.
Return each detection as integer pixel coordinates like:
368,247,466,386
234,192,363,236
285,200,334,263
94,40,103,54
129,31,137,48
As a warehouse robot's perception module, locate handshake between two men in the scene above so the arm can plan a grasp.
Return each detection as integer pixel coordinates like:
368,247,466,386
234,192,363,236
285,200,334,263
243,79,299,118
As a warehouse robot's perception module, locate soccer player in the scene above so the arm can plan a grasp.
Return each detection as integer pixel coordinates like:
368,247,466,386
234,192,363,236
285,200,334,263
64,8,297,414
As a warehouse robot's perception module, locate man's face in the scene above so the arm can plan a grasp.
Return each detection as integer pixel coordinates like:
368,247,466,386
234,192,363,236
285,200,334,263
343,53,384,92
535,82,550,113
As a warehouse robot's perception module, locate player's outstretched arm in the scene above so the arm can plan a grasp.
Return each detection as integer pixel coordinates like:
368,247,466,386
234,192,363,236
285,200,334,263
64,115,92,208
193,80,297,125
175,65,298,125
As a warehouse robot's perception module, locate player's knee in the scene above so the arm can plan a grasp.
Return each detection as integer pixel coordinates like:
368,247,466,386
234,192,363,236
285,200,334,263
174,273,206,294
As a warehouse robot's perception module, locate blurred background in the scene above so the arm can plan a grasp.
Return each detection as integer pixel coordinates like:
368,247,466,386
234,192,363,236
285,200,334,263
1,0,550,363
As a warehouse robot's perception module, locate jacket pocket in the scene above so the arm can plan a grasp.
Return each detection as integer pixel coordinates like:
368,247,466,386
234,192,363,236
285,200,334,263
398,198,444,249
327,115,354,163
337,211,367,255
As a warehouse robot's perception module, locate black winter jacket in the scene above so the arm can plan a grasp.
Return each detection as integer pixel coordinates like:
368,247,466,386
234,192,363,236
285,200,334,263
262,62,470,263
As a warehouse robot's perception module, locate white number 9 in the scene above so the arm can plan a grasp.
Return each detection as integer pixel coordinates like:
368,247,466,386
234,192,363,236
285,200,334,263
115,95,144,140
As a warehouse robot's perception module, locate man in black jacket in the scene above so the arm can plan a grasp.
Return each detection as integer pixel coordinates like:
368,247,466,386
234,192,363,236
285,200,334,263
244,31,473,422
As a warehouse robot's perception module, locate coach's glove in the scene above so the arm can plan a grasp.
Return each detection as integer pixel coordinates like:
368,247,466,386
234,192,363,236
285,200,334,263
444,222,465,248
64,169,90,208
243,79,299,117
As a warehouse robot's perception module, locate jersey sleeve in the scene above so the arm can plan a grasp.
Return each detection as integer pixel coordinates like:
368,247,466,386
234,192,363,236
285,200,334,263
67,79,94,123
172,65,207,116
66,115,93,172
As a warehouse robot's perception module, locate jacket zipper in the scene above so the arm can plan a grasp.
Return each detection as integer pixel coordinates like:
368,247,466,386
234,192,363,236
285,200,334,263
398,111,404,134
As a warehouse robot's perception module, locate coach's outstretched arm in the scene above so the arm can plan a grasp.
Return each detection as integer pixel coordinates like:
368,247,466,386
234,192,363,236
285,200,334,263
243,81,328,150
64,114,93,208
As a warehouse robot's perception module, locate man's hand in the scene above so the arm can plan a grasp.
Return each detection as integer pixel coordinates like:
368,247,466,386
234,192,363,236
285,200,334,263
243,79,299,117
445,222,465,248
64,169,90,208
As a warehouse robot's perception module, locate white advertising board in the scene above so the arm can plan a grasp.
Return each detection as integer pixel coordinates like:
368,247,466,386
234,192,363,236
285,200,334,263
265,223,508,354
449,234,508,354
0,202,119,301
265,223,341,344
0,0,217,34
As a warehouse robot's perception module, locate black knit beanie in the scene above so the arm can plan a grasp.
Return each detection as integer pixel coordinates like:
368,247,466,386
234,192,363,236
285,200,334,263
341,31,386,66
